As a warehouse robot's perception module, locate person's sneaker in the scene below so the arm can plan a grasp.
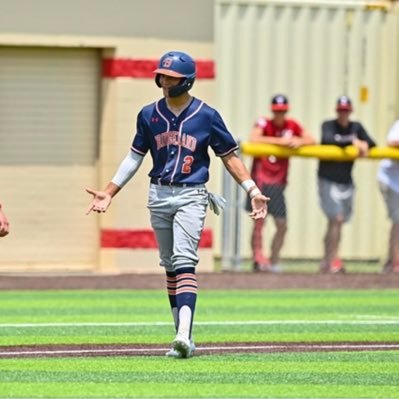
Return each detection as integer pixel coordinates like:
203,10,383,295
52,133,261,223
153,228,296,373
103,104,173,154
253,256,271,272
171,334,193,359
269,263,283,273
253,256,273,272
166,339,196,358
329,258,345,273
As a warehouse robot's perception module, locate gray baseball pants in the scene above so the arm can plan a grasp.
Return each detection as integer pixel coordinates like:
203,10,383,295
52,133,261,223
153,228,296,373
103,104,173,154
147,184,209,272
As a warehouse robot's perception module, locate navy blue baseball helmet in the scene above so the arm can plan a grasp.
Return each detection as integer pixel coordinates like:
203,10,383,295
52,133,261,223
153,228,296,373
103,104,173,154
154,51,196,97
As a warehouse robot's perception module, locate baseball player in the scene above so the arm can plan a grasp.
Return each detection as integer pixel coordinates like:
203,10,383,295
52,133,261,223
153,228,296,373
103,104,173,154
318,96,376,273
247,94,315,272
86,51,268,358
0,202,10,237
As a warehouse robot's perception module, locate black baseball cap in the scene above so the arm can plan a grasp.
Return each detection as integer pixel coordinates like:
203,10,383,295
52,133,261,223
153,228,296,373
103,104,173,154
336,95,353,111
271,94,289,111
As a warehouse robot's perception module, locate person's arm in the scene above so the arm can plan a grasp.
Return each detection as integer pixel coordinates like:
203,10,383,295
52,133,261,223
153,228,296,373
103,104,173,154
387,120,399,147
353,123,376,157
221,152,268,220
319,121,338,145
297,128,316,146
249,126,284,145
86,151,144,214
388,139,399,147
283,126,316,149
0,203,10,237
249,125,299,146
250,123,315,148
356,124,376,148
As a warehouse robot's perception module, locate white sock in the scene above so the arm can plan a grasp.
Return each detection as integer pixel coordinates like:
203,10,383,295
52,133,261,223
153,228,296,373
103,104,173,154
177,305,192,340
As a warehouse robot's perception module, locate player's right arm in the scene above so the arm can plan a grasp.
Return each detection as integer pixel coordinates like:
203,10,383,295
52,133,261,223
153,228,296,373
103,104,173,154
86,151,144,214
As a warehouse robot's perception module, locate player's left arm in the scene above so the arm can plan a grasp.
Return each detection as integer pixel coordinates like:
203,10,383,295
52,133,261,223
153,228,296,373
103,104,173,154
221,152,268,220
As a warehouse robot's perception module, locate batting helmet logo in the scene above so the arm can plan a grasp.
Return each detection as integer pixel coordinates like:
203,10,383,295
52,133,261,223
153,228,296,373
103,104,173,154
162,57,173,68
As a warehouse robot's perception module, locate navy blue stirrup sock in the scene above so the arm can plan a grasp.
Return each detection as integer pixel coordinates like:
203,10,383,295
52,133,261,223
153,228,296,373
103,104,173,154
166,271,178,332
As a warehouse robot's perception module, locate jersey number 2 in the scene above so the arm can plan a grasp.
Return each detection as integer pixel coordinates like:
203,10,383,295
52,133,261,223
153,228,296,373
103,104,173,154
181,155,194,174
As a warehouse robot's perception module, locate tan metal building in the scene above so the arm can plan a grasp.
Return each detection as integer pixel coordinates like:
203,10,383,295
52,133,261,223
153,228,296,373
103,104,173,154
0,0,216,273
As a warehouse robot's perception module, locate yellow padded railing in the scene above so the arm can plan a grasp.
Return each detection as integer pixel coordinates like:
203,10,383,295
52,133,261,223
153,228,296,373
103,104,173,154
240,142,399,161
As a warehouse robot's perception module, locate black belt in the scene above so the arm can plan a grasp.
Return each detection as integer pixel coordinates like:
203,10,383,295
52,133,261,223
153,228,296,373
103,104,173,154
150,177,202,187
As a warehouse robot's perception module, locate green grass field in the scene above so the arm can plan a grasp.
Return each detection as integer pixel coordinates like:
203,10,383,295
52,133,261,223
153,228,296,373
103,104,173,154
0,289,398,398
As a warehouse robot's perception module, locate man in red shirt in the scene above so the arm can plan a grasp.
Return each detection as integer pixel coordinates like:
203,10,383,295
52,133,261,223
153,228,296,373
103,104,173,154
248,94,315,272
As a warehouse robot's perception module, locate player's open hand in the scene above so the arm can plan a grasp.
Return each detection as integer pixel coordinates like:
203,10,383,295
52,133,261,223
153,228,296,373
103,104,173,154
85,187,112,215
249,194,269,220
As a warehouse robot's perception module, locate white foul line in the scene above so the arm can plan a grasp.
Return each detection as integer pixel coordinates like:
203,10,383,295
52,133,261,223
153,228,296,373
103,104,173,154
1,343,399,357
0,320,399,328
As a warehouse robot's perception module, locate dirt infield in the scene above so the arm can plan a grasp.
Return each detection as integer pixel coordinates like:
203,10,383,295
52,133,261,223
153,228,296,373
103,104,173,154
1,271,399,290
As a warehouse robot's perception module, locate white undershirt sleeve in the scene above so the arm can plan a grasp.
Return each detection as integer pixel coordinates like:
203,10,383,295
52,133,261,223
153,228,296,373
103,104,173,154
111,151,144,188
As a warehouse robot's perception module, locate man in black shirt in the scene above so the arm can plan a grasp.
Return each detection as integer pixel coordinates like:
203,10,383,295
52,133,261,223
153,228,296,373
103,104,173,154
318,96,376,273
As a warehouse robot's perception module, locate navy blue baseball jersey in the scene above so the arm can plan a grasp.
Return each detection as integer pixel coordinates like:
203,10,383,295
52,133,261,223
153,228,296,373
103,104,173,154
131,97,239,184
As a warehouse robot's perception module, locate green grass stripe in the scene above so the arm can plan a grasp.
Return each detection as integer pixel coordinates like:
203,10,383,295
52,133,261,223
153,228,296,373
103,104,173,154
1,351,399,370
0,352,398,398
1,320,399,346
1,382,398,398
0,351,399,378
0,370,398,385
0,286,398,345
0,289,399,324
1,329,399,346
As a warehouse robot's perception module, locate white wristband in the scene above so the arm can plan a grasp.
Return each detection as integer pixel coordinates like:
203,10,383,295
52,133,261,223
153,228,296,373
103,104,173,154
249,187,261,199
240,179,256,192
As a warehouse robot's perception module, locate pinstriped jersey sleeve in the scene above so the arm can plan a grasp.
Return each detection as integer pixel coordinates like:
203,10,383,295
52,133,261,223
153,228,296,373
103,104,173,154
209,110,239,157
131,109,150,156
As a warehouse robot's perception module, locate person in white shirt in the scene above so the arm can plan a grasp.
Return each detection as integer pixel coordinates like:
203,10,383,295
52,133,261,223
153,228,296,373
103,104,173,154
377,119,399,273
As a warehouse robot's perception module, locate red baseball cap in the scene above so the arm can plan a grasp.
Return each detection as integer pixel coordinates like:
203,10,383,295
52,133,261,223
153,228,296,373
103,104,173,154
271,94,289,111
336,95,353,111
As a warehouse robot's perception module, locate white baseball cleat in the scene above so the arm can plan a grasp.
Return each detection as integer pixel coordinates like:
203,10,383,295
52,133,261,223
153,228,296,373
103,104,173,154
165,340,196,358
165,339,195,358
167,334,195,359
